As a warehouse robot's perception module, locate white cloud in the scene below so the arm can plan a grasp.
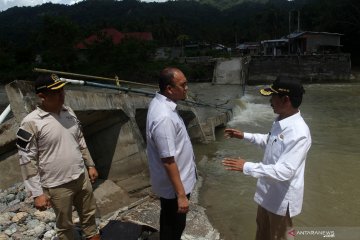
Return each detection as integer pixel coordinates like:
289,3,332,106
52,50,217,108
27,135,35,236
0,0,81,11
0,0,167,12
0,0,123,12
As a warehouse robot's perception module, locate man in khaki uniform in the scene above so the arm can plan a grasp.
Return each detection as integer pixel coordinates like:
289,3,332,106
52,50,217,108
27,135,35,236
16,74,101,240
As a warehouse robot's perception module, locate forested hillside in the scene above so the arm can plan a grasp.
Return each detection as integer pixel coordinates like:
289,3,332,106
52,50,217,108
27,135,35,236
0,0,359,83
198,0,268,10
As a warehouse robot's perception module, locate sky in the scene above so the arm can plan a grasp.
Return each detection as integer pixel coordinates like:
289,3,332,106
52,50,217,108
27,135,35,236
0,0,168,12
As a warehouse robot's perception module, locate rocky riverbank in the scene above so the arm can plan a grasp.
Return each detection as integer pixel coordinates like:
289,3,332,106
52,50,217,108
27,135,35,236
0,174,220,240
0,182,60,240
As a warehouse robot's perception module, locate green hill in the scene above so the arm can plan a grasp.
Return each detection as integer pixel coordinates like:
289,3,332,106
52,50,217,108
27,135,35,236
198,0,268,10
0,0,359,82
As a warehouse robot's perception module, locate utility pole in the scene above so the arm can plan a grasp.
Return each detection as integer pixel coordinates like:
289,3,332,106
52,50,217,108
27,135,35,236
287,0,295,55
288,10,291,55
297,10,300,32
289,10,292,35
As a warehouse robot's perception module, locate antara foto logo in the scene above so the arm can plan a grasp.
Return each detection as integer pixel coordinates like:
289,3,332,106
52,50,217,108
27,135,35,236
288,229,296,237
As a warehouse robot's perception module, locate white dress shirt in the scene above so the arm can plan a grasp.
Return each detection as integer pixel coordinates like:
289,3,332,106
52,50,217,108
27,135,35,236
146,93,197,199
243,111,311,217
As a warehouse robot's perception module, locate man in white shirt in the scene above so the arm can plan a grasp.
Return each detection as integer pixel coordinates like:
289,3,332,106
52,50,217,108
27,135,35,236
146,67,197,240
17,74,100,240
222,76,311,240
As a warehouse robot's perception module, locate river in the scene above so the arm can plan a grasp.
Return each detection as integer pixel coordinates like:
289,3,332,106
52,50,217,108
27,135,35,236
195,83,360,240
1,82,359,239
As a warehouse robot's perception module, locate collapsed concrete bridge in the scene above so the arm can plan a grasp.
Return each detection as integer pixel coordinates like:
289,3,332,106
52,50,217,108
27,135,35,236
0,80,241,217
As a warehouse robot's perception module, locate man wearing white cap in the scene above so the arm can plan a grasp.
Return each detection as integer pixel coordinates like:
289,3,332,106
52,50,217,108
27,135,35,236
222,76,312,240
16,74,100,240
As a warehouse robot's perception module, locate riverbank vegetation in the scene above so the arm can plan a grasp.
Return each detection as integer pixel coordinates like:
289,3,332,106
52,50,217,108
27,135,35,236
0,0,359,84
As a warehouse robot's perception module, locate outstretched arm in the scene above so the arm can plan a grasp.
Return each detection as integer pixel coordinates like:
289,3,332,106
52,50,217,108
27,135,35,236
222,157,246,172
224,128,244,139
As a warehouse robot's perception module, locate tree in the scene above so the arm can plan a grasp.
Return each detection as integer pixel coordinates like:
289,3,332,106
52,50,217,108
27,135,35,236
176,34,190,57
35,15,80,70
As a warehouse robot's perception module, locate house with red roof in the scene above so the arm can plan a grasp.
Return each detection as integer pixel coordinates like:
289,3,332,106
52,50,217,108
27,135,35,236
76,28,153,49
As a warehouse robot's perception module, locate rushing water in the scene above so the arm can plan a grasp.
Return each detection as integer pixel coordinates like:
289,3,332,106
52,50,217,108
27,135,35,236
195,83,360,240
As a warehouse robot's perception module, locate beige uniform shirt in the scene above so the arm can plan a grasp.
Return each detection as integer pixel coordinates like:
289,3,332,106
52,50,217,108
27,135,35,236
17,105,95,197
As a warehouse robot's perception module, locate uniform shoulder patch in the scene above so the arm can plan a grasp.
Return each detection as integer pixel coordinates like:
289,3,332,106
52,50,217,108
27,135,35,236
17,128,33,141
16,128,33,151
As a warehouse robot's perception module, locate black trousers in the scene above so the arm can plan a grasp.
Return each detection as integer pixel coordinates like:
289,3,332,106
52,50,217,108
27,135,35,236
159,194,190,240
